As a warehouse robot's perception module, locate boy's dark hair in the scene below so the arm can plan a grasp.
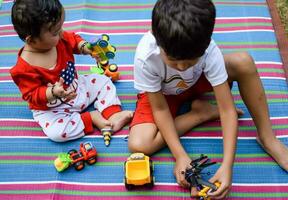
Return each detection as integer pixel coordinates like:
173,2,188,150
152,0,216,60
11,0,63,41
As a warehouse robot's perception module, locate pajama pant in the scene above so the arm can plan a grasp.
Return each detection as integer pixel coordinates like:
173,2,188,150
33,74,121,142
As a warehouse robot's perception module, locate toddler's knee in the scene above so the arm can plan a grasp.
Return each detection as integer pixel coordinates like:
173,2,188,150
47,133,68,142
44,129,69,142
48,136,66,142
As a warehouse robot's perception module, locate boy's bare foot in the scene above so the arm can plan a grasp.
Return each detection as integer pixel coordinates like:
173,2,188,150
108,110,134,132
190,99,244,123
90,110,112,129
257,136,288,171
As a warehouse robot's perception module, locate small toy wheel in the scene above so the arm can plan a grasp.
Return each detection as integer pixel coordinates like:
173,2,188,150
74,161,85,171
149,160,154,175
68,149,77,155
102,34,110,41
99,40,108,48
108,64,118,72
100,60,109,67
87,157,97,165
124,178,133,190
111,45,116,52
106,51,115,59
146,176,155,189
123,161,127,171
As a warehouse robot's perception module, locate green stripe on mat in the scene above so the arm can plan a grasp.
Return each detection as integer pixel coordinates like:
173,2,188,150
0,190,190,197
1,99,287,106
1,90,287,97
0,152,271,158
1,124,287,132
0,190,287,198
230,193,288,198
0,160,278,166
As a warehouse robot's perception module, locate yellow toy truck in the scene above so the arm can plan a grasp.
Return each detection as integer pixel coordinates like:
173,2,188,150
124,153,154,190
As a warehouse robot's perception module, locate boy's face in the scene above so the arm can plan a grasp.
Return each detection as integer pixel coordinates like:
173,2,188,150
160,49,199,71
29,9,65,51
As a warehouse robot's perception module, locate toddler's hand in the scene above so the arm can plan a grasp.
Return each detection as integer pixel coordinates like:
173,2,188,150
80,41,101,62
52,78,74,99
82,43,93,55
64,89,77,101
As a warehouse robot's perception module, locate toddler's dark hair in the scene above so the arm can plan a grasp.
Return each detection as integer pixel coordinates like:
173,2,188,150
11,0,63,41
152,0,216,59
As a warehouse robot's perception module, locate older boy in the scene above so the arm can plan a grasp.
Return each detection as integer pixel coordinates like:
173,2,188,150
128,0,288,198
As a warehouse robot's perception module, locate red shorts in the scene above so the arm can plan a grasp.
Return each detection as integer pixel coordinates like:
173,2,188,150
130,74,213,128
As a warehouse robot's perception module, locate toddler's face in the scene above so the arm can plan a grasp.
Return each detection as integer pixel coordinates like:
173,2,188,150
160,48,199,71
30,10,65,51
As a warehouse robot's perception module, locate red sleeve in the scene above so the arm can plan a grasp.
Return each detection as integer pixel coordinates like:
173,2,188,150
61,31,84,54
10,61,49,110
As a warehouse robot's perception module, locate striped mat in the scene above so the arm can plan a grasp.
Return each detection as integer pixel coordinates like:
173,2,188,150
0,0,288,199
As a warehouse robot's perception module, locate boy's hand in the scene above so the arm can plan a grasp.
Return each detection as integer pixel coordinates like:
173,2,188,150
206,164,232,199
174,155,191,188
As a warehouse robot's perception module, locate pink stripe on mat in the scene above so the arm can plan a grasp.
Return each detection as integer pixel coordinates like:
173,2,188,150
0,184,287,200
0,18,273,36
0,18,272,31
0,183,287,193
0,118,287,137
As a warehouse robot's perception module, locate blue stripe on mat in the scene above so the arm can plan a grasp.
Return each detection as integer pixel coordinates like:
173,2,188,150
0,0,271,24
0,138,287,183
1,79,288,119
0,31,282,67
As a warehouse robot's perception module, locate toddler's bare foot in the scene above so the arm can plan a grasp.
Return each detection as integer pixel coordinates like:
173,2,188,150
257,136,288,171
190,99,244,123
108,110,133,132
90,110,112,129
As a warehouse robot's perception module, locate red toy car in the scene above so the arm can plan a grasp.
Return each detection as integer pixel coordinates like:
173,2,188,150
54,142,97,172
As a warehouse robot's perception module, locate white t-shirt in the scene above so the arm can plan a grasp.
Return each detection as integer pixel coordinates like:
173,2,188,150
134,32,228,95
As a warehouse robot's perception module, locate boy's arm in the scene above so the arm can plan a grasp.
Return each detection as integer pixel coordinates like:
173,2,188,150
214,81,237,167
147,91,191,187
209,81,238,198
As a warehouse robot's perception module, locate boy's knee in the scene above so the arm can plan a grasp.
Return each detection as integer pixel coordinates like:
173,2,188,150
128,137,152,155
228,52,257,76
128,138,143,152
237,52,254,66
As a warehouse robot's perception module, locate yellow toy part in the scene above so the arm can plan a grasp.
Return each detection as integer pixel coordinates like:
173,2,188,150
124,153,154,190
87,34,116,63
88,34,120,82
198,181,221,200
101,128,113,146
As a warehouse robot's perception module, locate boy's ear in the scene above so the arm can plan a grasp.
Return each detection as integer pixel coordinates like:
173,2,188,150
25,35,33,44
